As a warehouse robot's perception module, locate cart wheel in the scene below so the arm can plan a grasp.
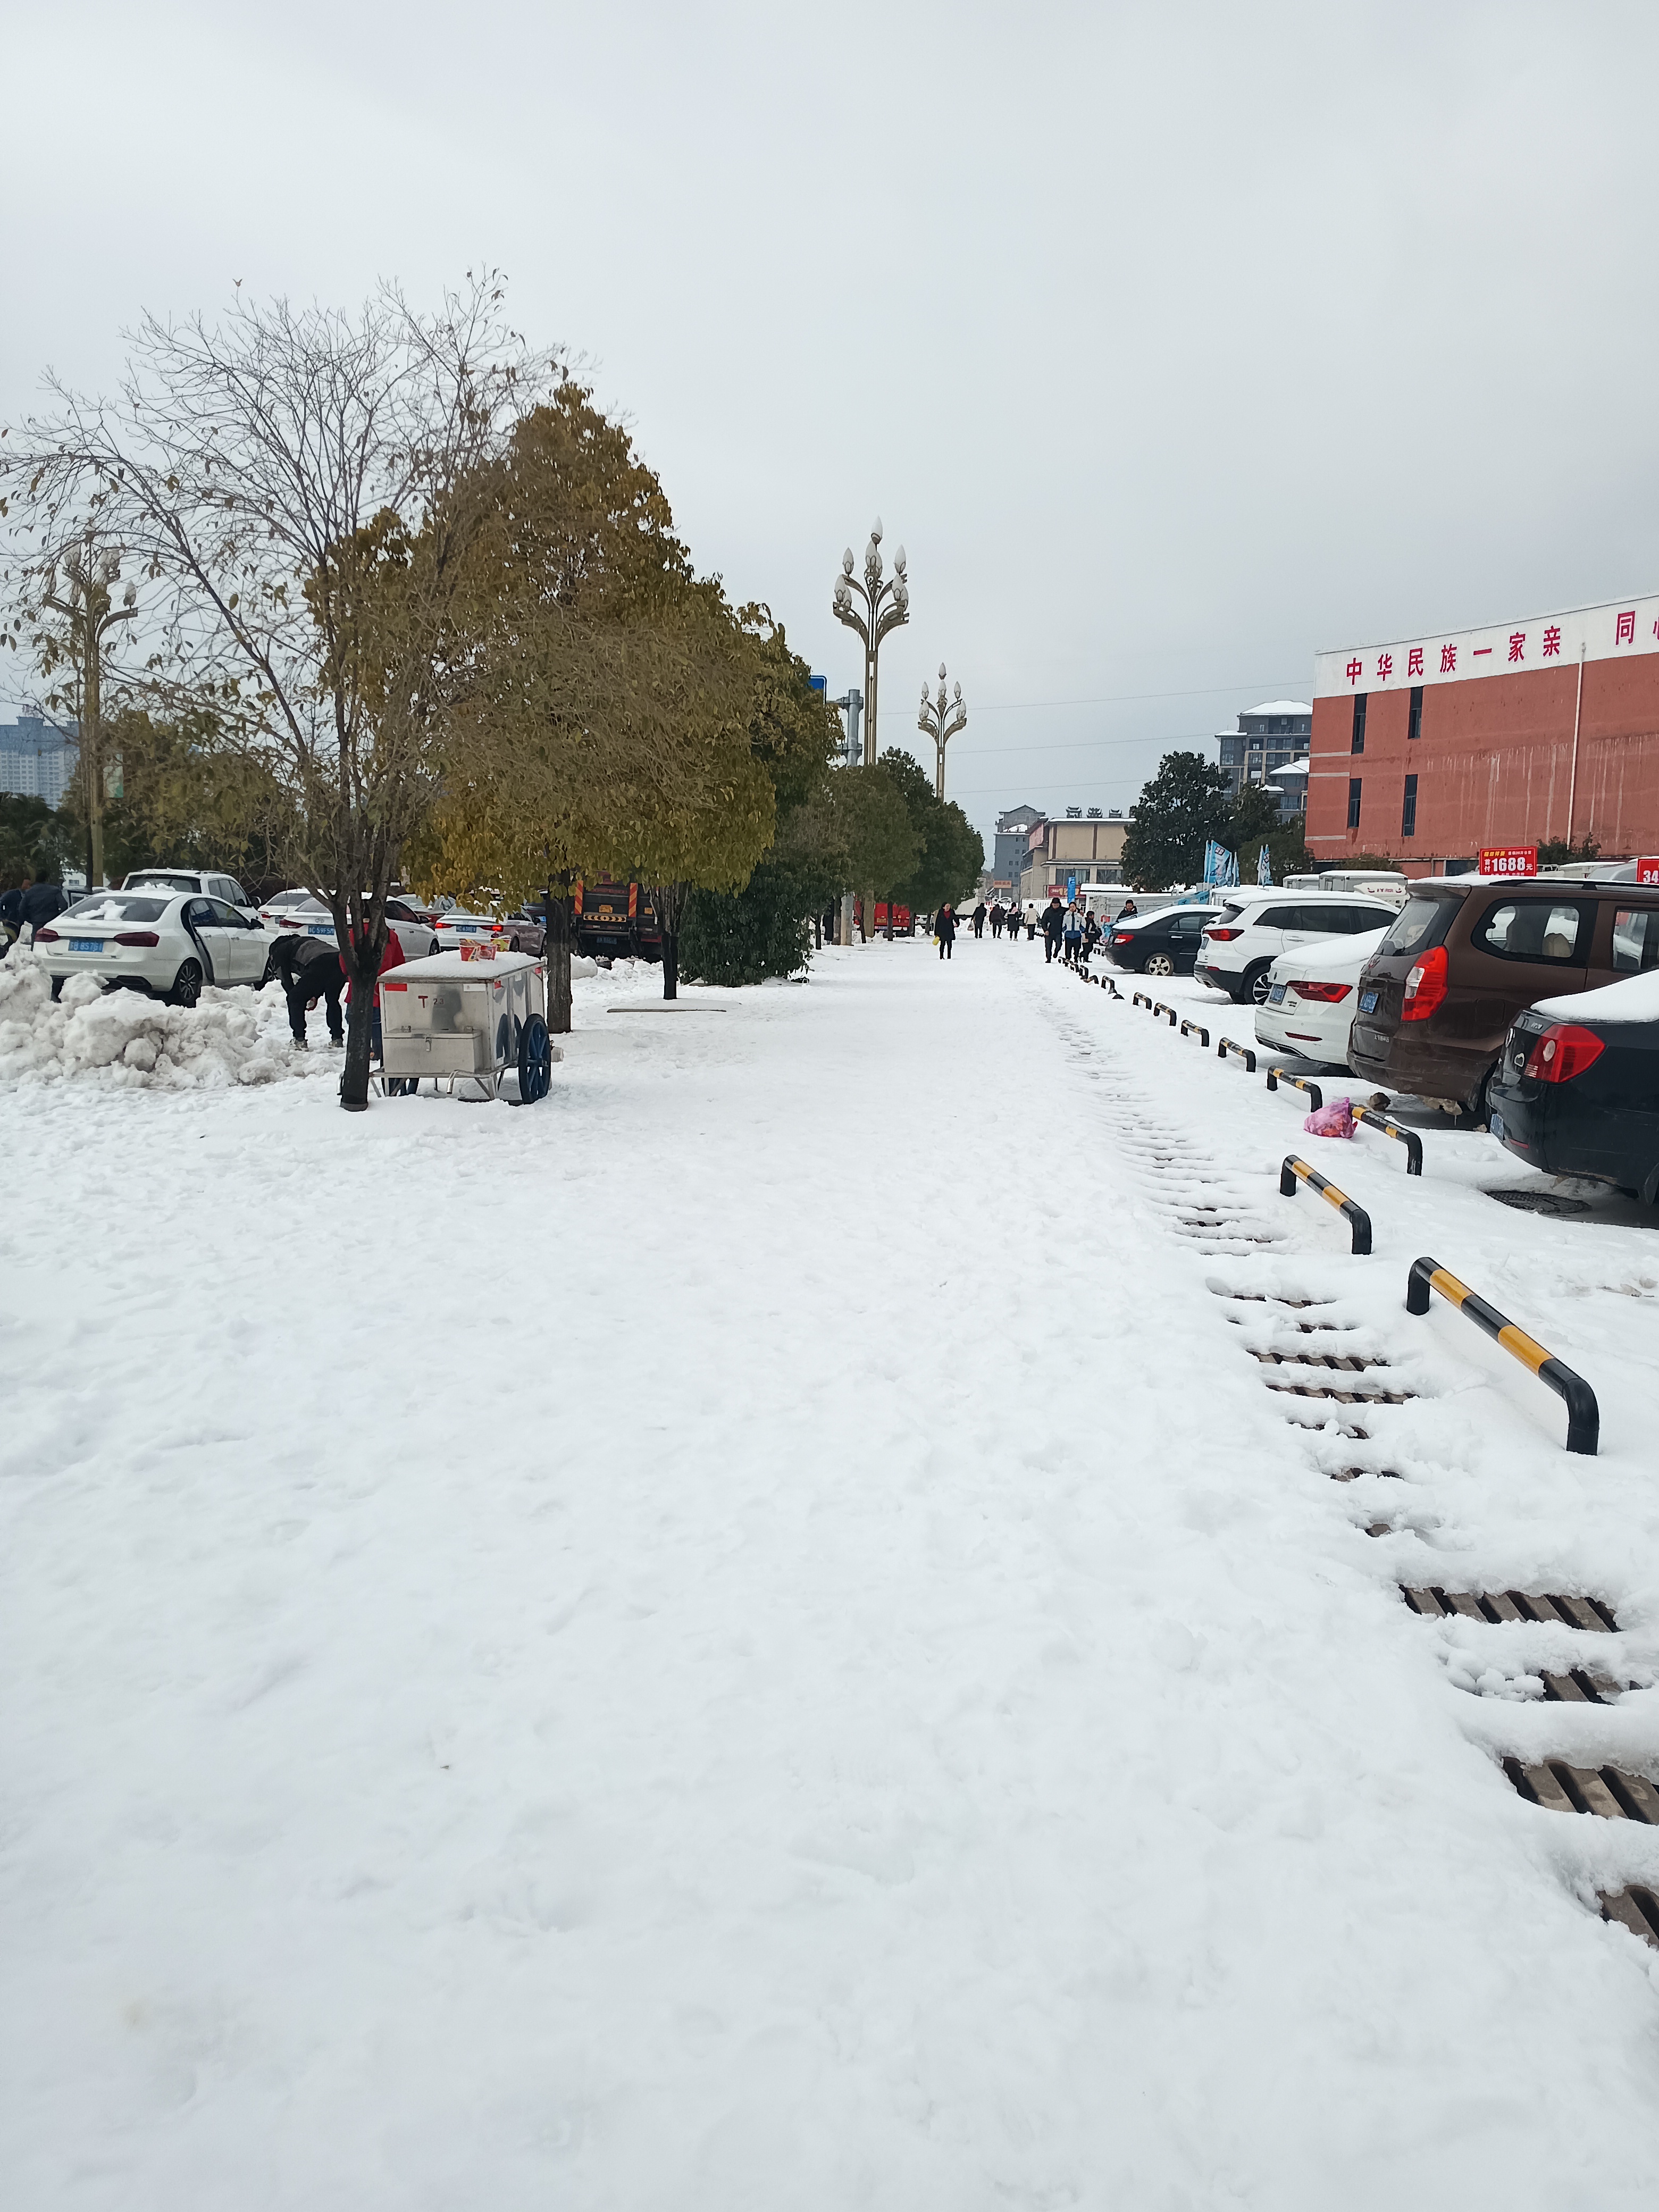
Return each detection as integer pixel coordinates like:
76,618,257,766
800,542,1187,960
514,1013,552,1104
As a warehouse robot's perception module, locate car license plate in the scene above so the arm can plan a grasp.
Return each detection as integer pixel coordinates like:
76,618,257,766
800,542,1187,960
1490,1113,1504,1141
70,938,102,953
308,923,333,936
1268,982,1286,1004
1359,988,1378,1013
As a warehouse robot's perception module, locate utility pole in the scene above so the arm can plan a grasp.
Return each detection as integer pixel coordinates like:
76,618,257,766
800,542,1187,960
832,520,908,940
43,539,138,889
831,688,862,949
917,663,967,800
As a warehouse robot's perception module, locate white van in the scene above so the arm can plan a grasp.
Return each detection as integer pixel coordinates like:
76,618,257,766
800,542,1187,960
1282,869,1408,909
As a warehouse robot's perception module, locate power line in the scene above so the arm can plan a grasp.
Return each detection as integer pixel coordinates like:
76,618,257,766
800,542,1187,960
961,677,1307,714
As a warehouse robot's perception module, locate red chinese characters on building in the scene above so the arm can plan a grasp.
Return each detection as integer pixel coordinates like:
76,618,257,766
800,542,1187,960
1345,657,1363,685
1508,632,1526,663
1542,625,1562,657
1617,609,1637,644
1377,652,1393,681
1407,647,1424,677
1440,644,1457,673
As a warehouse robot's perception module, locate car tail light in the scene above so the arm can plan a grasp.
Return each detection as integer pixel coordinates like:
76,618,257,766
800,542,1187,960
114,931,160,947
1204,926,1243,942
33,927,60,942
1401,943,1447,1020
1524,1022,1606,1083
1111,931,1133,944
1292,981,1352,1003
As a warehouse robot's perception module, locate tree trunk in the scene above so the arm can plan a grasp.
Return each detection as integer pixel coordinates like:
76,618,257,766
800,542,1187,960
663,931,679,1000
861,886,872,943
546,874,573,1035
651,881,687,1000
340,950,378,1110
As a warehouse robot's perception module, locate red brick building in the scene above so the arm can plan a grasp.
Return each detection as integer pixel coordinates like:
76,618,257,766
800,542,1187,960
1308,592,1659,873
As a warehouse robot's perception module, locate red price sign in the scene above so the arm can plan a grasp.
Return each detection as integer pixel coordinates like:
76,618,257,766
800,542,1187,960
1478,845,1538,878
1637,857,1659,886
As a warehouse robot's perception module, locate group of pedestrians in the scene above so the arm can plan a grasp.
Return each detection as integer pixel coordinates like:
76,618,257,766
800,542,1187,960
0,870,68,956
931,890,1127,967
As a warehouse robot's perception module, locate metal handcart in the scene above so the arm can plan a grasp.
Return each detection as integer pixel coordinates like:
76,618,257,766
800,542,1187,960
374,950,555,1103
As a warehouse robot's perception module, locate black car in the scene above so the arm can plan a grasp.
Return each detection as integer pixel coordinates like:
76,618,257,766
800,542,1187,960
1487,968,1659,1202
1103,902,1223,977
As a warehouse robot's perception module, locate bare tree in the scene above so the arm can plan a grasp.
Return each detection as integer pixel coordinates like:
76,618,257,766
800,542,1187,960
2,276,558,1108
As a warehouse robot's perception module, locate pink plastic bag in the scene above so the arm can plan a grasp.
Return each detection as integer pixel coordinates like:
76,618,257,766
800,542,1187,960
1303,1096,1356,1139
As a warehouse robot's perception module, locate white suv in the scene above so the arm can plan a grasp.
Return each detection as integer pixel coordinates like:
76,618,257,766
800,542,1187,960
1195,889,1398,1004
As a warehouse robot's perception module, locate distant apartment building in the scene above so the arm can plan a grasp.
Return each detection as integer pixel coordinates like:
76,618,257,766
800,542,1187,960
1215,700,1311,823
1018,807,1127,903
0,716,80,809
992,803,1043,889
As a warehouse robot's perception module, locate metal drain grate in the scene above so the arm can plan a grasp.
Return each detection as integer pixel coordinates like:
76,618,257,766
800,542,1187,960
1485,1189,1591,1218
1250,1351,1390,1372
1263,1379,1414,1404
1401,1587,1619,1630
1503,1758,1659,1822
1601,1888,1659,1948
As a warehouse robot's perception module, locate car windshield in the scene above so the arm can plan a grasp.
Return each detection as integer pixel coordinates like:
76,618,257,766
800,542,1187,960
64,894,171,923
1380,895,1454,957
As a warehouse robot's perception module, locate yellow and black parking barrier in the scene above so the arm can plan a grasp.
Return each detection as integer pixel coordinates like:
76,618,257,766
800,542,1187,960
1216,1036,1257,1073
1133,991,1153,1010
1405,1258,1598,1455
1352,1104,1422,1177
1150,1001,1177,1027
1279,1155,1372,1255
1180,1018,1210,1047
1265,1067,1324,1110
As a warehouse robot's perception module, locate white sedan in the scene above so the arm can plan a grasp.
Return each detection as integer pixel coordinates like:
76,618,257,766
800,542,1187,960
1253,926,1390,1071
257,891,440,962
433,909,512,953
36,890,275,1006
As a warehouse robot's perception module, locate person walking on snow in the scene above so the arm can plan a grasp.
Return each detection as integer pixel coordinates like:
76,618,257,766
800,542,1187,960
971,899,987,939
989,902,1004,939
935,902,957,960
1041,894,1066,963
1062,901,1084,965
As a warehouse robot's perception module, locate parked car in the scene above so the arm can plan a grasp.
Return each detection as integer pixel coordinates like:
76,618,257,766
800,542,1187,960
1102,902,1227,976
122,867,258,920
433,908,514,954
258,891,440,962
36,890,273,1004
1349,877,1659,1119
1195,890,1399,1004
1253,928,1389,1070
1488,967,1659,1201
497,907,548,954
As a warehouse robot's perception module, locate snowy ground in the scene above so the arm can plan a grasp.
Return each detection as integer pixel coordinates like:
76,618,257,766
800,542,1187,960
4,935,1659,2209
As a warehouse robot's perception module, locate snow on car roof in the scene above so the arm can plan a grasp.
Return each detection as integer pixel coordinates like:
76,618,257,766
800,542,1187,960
63,892,178,921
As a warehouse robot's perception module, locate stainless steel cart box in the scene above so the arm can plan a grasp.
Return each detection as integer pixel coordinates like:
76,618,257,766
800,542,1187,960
377,950,554,1102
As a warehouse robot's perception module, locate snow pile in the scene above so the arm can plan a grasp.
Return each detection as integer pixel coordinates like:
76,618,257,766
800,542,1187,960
0,949,300,1090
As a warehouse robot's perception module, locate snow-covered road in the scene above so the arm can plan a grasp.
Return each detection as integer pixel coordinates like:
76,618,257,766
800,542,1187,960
5,938,1659,2209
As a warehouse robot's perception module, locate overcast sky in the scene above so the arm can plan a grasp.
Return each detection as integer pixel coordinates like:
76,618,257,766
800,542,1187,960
8,1,1658,845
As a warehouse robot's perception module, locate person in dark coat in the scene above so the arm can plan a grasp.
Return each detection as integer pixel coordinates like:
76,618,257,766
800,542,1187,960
1041,894,1066,963
268,932,346,1047
935,902,958,960
20,871,66,937
0,879,23,956
988,902,1004,939
971,900,987,939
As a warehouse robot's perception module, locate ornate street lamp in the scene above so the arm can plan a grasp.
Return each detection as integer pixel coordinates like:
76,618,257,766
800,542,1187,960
918,663,967,800
832,518,908,767
42,538,139,889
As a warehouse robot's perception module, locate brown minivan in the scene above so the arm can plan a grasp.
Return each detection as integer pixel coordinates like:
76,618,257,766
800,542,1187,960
1350,877,1659,1117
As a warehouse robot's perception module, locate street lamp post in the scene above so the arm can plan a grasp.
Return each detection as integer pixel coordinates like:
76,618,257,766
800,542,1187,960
43,539,138,890
832,519,908,768
832,519,908,943
918,663,967,800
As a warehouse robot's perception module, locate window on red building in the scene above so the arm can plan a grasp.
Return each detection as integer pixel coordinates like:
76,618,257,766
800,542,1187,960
1407,685,1423,742
1351,694,1367,755
1347,778,1363,830
1402,774,1417,839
